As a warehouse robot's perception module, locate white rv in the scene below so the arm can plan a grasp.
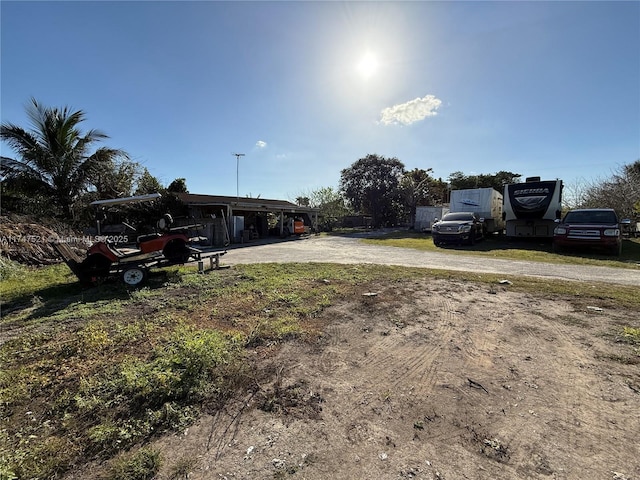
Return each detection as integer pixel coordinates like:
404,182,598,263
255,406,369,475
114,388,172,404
503,177,563,238
449,187,505,234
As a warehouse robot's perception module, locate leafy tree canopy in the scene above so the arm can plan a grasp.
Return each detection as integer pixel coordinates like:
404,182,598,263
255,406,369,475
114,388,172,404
167,177,188,193
135,168,164,196
310,186,350,231
295,196,310,207
448,170,521,191
400,168,449,207
340,154,405,227
400,168,450,227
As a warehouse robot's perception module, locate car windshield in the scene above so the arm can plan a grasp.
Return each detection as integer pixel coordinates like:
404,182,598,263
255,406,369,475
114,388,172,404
563,210,618,225
442,213,473,222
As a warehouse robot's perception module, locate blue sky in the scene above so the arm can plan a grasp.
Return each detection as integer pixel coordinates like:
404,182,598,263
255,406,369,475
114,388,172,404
2,1,639,202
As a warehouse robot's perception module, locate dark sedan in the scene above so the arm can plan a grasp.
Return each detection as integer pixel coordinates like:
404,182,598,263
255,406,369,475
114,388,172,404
432,212,484,246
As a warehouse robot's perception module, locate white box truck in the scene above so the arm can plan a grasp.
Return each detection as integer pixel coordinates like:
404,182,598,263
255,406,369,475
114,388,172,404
415,206,450,232
449,187,505,234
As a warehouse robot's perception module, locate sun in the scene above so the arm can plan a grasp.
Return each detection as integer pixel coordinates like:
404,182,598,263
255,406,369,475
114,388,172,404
356,51,379,80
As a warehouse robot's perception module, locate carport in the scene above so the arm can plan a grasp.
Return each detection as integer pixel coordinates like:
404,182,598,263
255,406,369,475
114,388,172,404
175,193,319,246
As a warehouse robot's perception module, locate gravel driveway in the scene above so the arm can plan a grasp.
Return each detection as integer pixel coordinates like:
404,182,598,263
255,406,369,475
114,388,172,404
219,233,640,286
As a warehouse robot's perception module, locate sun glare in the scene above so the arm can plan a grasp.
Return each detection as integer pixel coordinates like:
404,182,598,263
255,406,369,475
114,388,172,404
357,51,379,79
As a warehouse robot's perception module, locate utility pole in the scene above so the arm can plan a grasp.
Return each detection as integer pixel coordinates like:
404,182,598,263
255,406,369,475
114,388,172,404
232,153,245,201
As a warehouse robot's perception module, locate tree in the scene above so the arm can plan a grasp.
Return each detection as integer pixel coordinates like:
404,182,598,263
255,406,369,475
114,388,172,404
135,168,164,195
448,171,521,191
492,171,523,190
340,154,405,227
90,159,141,199
399,168,451,227
295,196,310,207
308,186,350,231
580,161,640,219
1,98,129,219
167,177,188,193
73,159,144,225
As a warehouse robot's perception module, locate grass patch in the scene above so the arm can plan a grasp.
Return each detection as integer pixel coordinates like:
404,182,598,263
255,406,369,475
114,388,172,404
1,261,640,478
358,231,640,269
621,326,640,345
105,447,161,480
0,260,78,307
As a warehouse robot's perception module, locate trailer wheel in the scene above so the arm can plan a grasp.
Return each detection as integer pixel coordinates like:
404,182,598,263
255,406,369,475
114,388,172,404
122,266,147,287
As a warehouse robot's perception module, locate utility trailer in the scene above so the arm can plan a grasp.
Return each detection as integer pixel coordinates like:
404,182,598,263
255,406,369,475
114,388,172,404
52,193,226,286
52,239,226,287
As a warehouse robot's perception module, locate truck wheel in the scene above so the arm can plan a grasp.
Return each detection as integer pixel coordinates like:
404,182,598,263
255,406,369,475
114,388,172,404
468,234,475,246
122,266,147,287
610,243,622,256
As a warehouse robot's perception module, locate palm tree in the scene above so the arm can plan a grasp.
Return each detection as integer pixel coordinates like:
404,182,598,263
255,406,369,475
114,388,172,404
1,98,129,219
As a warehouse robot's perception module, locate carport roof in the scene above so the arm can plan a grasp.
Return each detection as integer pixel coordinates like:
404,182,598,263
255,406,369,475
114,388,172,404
176,193,318,213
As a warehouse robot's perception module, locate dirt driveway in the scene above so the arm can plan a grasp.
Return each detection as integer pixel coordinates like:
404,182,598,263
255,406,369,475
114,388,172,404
134,235,640,480
150,277,639,480
221,233,640,286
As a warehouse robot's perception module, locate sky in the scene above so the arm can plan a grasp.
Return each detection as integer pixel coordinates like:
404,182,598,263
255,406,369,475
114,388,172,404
1,1,639,202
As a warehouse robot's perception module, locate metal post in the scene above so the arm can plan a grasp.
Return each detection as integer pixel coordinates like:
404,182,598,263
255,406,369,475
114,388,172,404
232,153,245,200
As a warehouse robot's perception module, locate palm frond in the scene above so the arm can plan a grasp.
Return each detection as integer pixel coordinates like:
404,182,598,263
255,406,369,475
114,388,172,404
0,123,40,163
3,98,130,218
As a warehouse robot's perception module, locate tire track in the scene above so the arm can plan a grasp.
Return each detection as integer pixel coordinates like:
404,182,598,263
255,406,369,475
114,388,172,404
360,292,460,399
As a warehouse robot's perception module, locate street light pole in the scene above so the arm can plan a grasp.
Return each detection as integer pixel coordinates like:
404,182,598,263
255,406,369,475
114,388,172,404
232,153,245,201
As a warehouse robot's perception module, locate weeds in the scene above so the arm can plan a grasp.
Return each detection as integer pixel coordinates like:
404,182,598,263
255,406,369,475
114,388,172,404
105,447,161,480
621,326,640,345
168,456,198,480
2,262,640,478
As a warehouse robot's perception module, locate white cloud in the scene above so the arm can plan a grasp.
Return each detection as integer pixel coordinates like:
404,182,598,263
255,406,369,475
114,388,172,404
255,140,267,149
379,94,442,126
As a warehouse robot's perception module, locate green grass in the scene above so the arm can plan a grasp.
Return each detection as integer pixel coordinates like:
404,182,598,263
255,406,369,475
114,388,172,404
358,230,640,268
0,262,391,478
105,447,161,480
1,260,639,478
0,260,78,306
621,326,640,345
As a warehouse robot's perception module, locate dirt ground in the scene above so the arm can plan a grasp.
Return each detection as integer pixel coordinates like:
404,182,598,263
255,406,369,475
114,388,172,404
148,277,639,480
